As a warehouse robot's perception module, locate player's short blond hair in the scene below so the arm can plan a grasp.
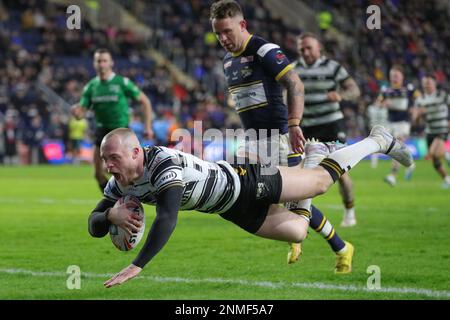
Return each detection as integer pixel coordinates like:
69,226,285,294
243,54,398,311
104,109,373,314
210,0,243,20
298,32,321,43
390,64,404,74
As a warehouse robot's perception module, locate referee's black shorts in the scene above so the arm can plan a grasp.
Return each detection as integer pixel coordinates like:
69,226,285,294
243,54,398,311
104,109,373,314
220,162,282,234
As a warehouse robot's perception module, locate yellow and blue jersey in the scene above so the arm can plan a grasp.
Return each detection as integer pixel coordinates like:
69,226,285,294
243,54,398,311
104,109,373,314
379,84,416,122
223,35,293,135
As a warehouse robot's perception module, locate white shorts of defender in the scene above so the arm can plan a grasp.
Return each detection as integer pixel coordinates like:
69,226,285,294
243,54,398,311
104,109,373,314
236,133,292,167
388,121,411,139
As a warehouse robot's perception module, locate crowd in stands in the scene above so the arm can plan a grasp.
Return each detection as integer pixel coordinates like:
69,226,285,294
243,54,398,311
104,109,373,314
305,0,449,135
0,0,448,164
0,0,239,164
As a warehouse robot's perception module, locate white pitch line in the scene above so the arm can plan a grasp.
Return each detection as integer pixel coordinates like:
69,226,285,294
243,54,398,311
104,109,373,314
0,197,441,213
0,268,449,299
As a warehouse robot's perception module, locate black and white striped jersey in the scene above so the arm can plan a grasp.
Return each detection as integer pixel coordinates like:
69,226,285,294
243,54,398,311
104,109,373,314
415,90,449,135
104,146,241,214
293,56,350,127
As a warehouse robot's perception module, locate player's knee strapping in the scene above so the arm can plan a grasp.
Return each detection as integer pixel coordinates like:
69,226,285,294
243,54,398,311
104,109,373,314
290,208,311,222
319,158,345,182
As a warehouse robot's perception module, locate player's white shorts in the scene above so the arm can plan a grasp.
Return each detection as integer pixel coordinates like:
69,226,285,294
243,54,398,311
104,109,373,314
388,121,411,139
236,133,293,167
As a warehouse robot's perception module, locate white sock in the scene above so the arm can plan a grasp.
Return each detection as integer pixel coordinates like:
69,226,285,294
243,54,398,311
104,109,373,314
344,207,355,219
444,176,450,184
327,137,381,172
337,244,348,255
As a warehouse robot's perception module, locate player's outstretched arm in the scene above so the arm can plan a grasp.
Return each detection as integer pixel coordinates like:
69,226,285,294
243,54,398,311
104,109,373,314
104,186,182,288
137,92,154,140
104,264,142,288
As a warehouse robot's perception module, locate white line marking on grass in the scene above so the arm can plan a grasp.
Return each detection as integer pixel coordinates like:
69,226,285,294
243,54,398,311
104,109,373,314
1,197,442,213
1,268,449,299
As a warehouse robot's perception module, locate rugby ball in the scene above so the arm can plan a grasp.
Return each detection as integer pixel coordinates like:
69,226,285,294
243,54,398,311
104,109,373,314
109,195,145,251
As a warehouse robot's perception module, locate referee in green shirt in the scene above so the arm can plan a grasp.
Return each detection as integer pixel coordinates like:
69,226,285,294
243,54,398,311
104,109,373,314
72,48,153,192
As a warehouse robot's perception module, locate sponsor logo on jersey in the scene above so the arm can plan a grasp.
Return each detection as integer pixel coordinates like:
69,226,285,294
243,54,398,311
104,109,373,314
234,166,247,176
240,56,254,63
91,95,119,103
275,50,286,65
160,170,177,183
241,66,253,78
181,181,197,205
256,182,268,199
109,84,120,93
235,91,257,100
229,82,267,111
224,61,232,69
257,43,279,57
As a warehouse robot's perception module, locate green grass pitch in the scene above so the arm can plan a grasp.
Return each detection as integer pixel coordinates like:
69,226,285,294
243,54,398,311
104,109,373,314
0,160,449,300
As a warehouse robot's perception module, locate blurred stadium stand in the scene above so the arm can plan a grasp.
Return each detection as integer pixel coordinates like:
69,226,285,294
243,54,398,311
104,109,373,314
0,0,448,165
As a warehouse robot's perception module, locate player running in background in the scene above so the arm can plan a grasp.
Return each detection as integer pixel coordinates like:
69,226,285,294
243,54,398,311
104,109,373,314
293,33,361,227
412,74,450,188
210,0,353,272
377,65,417,186
71,48,154,192
366,102,389,168
88,127,412,287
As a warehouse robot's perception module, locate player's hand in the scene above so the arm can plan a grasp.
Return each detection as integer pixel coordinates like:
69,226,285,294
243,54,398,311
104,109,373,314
289,125,306,154
380,98,391,108
107,203,143,236
104,264,142,288
71,105,84,120
327,91,342,102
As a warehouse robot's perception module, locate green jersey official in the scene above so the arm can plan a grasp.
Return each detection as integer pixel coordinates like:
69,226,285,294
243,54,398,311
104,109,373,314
80,74,141,130
71,48,154,192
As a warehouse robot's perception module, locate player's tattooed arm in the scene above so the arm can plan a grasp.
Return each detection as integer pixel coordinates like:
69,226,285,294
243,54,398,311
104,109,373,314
279,69,306,153
339,77,361,101
279,69,305,122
